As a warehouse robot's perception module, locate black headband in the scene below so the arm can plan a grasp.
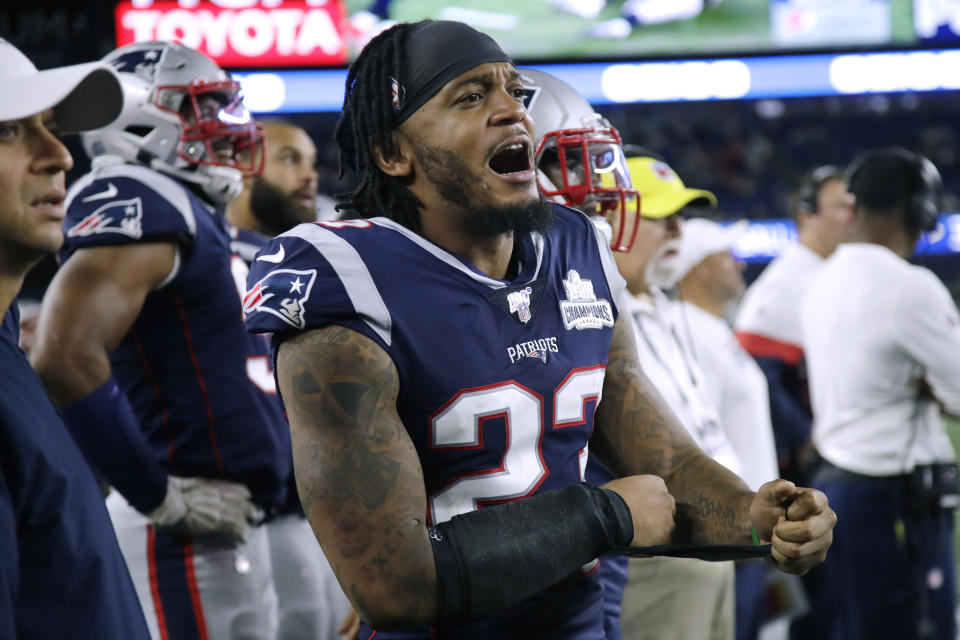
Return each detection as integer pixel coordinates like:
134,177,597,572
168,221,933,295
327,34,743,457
392,21,513,126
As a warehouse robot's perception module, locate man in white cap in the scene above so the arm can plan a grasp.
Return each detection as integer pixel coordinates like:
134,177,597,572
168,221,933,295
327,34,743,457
673,217,779,640
0,38,150,638
673,218,778,493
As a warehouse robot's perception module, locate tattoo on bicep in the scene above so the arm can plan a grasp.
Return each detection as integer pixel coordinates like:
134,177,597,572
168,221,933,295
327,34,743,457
282,327,408,509
279,326,437,620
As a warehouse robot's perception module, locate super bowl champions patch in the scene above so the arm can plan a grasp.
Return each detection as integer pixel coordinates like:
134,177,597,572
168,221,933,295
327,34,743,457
559,269,614,330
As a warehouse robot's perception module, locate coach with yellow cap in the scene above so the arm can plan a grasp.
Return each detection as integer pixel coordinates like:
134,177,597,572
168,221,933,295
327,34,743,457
612,150,717,293
614,149,743,640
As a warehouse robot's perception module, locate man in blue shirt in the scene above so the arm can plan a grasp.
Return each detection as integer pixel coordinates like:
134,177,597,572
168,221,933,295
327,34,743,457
0,38,150,639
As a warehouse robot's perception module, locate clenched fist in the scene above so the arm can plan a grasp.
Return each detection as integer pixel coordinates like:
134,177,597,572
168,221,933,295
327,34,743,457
603,474,676,547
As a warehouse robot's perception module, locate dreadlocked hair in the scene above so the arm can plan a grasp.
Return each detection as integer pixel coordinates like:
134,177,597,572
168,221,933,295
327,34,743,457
334,21,428,230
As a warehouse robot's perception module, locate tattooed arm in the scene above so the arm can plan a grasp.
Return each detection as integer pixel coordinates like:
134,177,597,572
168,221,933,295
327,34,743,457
277,325,439,627
592,314,834,572
278,323,682,626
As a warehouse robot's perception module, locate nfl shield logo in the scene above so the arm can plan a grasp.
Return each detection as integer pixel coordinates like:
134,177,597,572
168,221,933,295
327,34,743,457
507,286,533,324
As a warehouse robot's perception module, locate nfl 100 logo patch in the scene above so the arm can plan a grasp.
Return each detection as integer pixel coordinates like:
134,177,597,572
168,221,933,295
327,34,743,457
507,286,534,324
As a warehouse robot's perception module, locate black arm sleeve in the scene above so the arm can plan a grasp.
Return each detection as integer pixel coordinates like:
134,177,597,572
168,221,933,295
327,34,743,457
429,482,633,623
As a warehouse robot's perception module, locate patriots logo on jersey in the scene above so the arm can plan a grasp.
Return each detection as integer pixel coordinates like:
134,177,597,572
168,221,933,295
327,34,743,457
526,348,548,363
67,197,144,239
507,286,533,324
243,268,318,329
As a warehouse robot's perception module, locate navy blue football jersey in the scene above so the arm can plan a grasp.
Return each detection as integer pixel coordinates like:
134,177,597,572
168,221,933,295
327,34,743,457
0,329,150,639
229,224,304,515
61,159,290,509
0,304,18,344
244,205,625,637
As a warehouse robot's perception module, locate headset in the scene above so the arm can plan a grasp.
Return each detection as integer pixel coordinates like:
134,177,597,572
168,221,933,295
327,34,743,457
795,164,842,214
845,147,943,233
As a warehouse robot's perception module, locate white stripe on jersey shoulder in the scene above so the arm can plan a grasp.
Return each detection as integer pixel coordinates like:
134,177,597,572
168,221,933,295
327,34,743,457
65,160,198,237
569,206,626,316
369,217,545,289
231,239,261,264
279,223,393,347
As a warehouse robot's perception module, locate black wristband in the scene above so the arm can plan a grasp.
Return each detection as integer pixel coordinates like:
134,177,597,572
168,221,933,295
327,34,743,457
428,482,634,623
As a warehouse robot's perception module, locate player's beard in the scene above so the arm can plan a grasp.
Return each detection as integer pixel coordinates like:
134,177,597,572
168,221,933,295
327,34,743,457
249,177,315,237
414,144,554,237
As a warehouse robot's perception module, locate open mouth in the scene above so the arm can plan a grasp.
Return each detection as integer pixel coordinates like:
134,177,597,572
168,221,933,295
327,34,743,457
489,141,532,176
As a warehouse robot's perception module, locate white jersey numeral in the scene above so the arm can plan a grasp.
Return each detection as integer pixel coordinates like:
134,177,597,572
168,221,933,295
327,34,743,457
246,355,277,394
231,254,277,394
230,254,250,312
428,366,606,524
555,366,606,482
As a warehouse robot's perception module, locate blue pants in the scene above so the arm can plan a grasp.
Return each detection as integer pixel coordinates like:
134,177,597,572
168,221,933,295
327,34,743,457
734,561,765,640
814,468,956,640
597,556,628,640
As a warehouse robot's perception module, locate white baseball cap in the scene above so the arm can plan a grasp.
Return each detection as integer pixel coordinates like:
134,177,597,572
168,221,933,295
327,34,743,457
0,39,122,134
674,218,747,282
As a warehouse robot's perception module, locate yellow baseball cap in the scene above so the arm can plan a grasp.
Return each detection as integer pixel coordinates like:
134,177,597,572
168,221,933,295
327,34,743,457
626,156,717,219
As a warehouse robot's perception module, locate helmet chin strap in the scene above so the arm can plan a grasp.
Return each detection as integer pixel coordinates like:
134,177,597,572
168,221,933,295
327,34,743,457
198,165,243,205
150,158,242,206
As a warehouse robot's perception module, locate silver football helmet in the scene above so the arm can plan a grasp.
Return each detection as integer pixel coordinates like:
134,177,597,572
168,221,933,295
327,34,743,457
522,68,639,252
82,41,264,205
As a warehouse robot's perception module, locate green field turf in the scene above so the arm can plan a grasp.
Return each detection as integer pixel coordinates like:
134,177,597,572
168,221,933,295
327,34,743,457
346,0,916,62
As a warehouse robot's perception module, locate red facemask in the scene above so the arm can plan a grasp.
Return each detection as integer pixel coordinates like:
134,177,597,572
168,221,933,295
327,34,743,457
155,78,265,176
536,122,640,252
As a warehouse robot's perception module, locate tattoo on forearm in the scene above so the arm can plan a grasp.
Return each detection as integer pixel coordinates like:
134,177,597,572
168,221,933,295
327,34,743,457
595,316,753,545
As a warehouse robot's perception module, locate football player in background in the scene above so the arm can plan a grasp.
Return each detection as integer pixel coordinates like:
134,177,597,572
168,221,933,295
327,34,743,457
0,38,150,639
32,41,289,640
225,118,357,640
244,20,834,638
226,119,320,241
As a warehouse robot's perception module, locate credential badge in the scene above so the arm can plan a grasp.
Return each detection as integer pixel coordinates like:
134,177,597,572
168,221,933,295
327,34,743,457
559,269,614,331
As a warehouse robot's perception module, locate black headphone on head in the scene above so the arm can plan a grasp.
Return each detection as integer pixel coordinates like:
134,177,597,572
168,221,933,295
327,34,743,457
795,164,843,214
845,147,943,233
